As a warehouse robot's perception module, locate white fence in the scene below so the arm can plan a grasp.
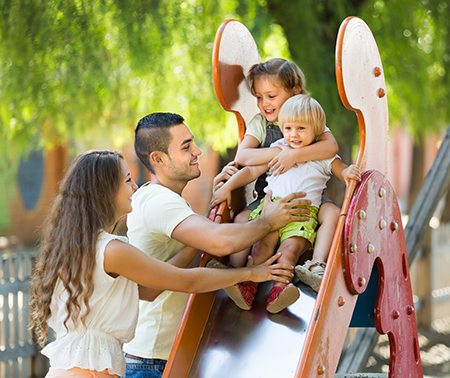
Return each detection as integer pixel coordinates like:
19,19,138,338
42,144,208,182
0,250,37,378
432,222,450,327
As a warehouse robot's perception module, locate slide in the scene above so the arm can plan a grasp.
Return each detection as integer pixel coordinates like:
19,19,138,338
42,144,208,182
163,18,423,378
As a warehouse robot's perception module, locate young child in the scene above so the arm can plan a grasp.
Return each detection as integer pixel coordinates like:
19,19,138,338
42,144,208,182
217,58,340,268
210,95,360,313
29,149,295,377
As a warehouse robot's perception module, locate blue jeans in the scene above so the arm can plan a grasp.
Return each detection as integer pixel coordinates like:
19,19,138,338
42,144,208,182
123,353,167,378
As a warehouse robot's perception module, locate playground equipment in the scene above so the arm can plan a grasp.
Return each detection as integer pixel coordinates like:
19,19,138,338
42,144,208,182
163,17,423,377
7,146,68,244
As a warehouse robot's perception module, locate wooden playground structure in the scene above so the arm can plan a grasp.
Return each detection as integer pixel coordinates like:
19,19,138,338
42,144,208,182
161,17,425,378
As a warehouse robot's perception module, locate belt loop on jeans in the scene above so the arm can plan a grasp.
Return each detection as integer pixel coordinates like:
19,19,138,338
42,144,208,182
124,353,144,361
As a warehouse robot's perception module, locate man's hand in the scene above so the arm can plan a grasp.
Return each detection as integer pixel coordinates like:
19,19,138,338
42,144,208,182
213,162,239,192
260,190,311,232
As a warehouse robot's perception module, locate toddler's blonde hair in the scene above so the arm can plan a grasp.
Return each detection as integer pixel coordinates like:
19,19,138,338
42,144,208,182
279,95,326,137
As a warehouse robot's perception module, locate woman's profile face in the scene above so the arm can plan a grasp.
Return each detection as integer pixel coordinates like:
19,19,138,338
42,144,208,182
114,159,138,220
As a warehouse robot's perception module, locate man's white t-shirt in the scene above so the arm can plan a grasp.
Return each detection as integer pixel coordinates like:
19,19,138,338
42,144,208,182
123,183,195,360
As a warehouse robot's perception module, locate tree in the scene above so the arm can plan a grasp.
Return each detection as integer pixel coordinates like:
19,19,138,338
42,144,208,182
264,0,450,204
1,0,449,201
0,0,265,165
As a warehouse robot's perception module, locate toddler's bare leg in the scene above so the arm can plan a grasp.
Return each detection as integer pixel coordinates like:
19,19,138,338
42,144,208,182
251,230,279,266
274,236,310,288
313,202,340,269
229,209,253,267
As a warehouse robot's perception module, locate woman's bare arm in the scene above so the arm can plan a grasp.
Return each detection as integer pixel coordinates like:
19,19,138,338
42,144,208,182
104,241,294,301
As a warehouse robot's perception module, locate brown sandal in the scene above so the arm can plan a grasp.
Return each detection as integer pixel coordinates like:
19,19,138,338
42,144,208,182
294,260,326,292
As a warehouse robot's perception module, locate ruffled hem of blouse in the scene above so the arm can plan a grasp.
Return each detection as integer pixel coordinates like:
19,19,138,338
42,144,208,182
41,330,125,376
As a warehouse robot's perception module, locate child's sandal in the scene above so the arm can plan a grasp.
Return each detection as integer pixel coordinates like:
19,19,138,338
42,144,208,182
206,259,235,269
207,259,256,310
294,260,326,292
266,284,300,314
224,282,257,310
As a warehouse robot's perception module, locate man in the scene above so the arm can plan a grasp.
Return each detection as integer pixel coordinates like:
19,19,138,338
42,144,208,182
123,112,311,378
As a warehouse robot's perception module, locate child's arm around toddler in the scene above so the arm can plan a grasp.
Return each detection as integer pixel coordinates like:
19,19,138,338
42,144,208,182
235,129,338,175
269,131,338,175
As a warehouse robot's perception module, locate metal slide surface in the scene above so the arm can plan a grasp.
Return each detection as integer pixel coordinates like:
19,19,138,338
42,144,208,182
188,281,316,377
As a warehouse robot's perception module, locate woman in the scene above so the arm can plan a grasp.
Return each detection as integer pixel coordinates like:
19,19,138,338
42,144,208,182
29,149,293,377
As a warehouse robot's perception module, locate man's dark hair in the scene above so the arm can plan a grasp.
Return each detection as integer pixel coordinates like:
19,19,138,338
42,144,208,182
134,112,185,174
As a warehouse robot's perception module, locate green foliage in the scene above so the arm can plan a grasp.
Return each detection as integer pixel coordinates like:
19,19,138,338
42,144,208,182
0,0,263,168
1,0,449,163
360,0,450,140
265,0,450,146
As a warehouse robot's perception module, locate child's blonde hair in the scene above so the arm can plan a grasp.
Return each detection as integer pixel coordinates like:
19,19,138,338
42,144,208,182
279,95,326,137
248,58,309,96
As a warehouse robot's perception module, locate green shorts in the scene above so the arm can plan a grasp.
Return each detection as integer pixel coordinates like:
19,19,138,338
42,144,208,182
249,198,319,245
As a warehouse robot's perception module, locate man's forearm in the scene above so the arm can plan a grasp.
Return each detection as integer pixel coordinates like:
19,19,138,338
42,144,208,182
172,214,272,257
208,216,272,256
172,192,310,258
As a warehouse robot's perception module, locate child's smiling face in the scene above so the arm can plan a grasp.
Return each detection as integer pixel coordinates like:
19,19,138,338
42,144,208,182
253,77,297,122
282,121,316,149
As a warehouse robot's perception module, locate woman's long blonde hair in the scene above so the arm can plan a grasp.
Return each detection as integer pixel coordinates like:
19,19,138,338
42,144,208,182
29,150,123,346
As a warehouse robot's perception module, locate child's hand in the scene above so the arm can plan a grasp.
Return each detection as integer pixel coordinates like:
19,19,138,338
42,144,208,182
342,164,361,186
213,162,239,192
246,252,294,284
268,145,300,176
210,186,232,209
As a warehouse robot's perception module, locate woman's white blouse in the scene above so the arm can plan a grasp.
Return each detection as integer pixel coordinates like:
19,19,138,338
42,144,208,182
41,231,139,376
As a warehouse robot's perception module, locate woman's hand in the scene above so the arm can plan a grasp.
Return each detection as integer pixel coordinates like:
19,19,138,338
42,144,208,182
246,252,294,284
